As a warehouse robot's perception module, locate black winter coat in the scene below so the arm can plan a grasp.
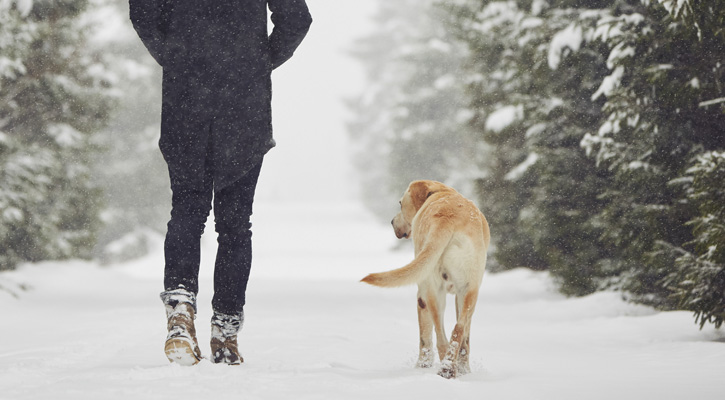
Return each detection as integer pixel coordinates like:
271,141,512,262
129,0,312,191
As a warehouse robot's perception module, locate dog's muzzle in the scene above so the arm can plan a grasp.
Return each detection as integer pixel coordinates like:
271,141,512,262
392,219,409,239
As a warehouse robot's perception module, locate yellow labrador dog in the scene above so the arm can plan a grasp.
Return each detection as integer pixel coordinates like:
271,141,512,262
362,180,490,379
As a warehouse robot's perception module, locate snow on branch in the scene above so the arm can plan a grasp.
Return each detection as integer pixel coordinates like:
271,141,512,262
485,105,523,133
548,23,583,70
698,97,725,108
657,0,693,20
505,152,539,181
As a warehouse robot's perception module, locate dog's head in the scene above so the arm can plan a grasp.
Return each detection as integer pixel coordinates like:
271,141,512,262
391,180,448,239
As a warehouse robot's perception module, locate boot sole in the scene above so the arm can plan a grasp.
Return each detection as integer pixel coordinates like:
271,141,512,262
165,338,202,366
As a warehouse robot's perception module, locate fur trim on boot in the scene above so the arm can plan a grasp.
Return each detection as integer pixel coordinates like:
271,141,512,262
210,311,244,365
161,287,202,365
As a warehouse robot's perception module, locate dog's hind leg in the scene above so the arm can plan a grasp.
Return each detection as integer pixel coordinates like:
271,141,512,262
438,288,478,379
416,285,447,368
454,293,472,375
415,289,434,368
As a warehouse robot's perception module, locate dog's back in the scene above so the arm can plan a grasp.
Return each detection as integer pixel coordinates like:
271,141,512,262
362,186,489,288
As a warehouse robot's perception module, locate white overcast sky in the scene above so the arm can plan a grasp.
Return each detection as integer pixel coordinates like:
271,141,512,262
257,0,377,204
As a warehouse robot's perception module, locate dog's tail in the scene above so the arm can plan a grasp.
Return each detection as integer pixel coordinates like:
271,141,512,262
361,228,453,288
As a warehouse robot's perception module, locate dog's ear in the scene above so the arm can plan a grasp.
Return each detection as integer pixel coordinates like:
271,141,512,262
408,181,434,211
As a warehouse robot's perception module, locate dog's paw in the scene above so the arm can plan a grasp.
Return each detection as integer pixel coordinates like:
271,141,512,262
437,365,456,379
438,361,471,378
416,348,435,368
438,357,466,379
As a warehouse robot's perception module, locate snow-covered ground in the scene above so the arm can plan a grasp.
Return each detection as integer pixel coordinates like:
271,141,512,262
1,202,724,400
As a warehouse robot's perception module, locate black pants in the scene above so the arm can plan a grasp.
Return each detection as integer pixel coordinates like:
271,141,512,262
163,161,262,316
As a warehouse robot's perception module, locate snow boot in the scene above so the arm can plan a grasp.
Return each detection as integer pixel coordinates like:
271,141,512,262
161,287,203,365
210,311,244,365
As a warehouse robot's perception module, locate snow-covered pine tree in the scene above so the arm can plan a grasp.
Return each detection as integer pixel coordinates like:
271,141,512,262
0,0,113,270
649,0,725,327
510,1,619,295
658,151,725,328
583,0,725,309
442,0,615,280
443,0,546,272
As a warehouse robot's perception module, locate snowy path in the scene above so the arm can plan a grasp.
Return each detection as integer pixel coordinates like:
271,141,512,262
1,203,724,400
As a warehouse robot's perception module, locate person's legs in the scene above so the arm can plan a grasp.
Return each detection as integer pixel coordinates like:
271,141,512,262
163,168,214,295
209,161,263,364
161,156,213,365
211,161,263,315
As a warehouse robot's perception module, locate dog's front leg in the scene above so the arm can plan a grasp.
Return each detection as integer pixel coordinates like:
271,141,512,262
430,290,449,361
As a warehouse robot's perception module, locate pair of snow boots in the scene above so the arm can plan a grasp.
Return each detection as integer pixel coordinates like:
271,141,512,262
161,287,243,365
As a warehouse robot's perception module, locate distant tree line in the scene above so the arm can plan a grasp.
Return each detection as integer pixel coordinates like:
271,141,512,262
0,0,169,272
0,0,111,270
350,0,725,328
